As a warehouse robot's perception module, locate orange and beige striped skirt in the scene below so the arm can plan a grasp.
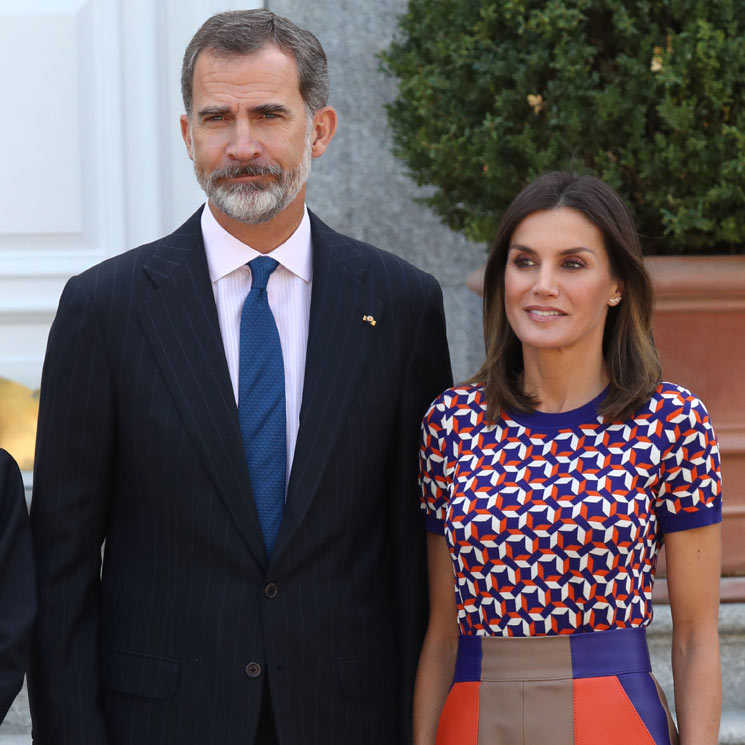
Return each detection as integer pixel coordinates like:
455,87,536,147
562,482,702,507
436,628,678,745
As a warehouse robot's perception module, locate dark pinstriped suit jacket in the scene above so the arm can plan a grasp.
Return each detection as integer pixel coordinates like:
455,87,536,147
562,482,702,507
29,208,452,745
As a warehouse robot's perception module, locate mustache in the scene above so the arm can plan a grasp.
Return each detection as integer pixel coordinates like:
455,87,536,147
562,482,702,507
208,163,283,181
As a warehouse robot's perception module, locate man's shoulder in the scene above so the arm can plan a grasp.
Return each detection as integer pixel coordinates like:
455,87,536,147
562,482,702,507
72,208,204,295
0,448,24,504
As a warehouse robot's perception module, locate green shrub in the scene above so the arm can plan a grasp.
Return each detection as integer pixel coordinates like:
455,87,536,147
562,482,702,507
381,0,745,255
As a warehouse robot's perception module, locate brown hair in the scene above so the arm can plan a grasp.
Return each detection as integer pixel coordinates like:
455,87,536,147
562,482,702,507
471,171,661,421
182,10,329,117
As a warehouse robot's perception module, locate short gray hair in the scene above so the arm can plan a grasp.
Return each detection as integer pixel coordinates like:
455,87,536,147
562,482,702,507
181,9,330,117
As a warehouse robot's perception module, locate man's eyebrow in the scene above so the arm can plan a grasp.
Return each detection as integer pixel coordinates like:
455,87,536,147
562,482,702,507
196,105,232,118
252,103,291,116
196,103,292,118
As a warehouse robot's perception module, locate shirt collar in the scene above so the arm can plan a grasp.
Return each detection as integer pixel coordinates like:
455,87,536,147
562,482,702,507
201,201,313,284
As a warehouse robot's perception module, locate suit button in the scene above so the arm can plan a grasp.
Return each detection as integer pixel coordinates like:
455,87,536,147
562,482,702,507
245,662,262,678
264,582,278,599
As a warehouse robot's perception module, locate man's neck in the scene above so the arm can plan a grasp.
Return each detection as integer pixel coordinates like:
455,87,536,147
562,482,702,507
207,190,306,253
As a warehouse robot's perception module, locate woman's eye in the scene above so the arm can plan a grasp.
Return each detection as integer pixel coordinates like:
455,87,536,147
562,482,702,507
513,256,535,268
563,259,584,270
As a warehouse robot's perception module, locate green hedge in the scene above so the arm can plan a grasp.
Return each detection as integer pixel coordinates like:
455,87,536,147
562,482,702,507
381,0,745,254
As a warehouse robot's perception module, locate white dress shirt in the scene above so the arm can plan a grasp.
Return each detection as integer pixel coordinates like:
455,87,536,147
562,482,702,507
201,202,313,489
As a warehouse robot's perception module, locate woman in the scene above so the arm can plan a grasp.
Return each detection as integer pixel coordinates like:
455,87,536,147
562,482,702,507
0,448,35,723
415,172,721,745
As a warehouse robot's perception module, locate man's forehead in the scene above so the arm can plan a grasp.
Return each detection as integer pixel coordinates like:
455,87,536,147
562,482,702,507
190,44,303,108
195,44,299,79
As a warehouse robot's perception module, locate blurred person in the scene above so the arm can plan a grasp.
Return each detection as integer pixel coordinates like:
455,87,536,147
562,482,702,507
0,448,35,723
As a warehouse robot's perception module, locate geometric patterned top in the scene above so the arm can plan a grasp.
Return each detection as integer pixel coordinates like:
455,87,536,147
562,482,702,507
419,382,722,637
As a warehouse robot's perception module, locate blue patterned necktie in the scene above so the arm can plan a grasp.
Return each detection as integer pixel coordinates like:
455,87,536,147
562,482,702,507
239,256,286,557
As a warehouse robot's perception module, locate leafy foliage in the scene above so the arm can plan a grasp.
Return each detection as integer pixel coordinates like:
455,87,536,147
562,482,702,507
381,0,745,254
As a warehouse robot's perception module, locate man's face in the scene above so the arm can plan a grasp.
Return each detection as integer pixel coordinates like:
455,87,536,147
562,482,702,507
181,46,313,224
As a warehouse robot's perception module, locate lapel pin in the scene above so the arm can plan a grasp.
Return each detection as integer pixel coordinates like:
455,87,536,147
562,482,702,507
362,314,377,327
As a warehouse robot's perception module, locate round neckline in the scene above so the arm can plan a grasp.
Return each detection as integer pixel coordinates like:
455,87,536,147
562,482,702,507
506,386,609,430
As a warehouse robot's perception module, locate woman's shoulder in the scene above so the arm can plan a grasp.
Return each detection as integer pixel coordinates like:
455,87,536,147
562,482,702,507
424,382,486,418
627,382,716,446
641,381,712,420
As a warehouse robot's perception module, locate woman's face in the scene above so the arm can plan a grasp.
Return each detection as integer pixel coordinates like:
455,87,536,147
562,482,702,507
504,207,623,357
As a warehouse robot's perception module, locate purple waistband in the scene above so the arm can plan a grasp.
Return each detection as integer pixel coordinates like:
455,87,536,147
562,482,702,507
454,627,652,682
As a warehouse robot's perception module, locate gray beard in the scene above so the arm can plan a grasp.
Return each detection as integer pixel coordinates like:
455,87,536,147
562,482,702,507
194,134,312,224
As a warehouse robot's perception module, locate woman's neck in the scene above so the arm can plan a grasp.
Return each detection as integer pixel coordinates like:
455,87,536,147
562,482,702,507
521,347,608,413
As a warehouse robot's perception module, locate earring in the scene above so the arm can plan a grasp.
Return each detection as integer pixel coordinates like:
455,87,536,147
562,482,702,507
609,296,622,306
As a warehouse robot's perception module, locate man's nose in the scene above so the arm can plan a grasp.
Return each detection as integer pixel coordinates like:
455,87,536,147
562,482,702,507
226,120,261,161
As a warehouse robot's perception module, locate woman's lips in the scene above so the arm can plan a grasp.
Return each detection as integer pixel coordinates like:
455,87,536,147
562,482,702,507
524,306,566,321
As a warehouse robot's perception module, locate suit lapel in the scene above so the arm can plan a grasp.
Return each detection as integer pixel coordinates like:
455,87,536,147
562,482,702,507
273,213,382,562
136,209,268,567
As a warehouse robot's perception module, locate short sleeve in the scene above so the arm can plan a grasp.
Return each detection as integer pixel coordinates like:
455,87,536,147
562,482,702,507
655,389,722,534
418,392,454,535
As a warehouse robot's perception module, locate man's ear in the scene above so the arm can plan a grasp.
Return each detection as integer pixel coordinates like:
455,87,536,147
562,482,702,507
309,106,338,158
180,114,194,160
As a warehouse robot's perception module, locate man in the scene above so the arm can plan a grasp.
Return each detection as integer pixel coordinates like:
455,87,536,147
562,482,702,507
0,449,35,724
29,10,451,745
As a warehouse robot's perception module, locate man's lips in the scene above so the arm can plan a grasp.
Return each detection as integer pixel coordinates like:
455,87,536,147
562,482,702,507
223,173,268,182
211,164,281,182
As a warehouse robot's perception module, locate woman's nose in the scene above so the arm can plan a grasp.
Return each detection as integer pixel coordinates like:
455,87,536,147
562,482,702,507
532,266,559,296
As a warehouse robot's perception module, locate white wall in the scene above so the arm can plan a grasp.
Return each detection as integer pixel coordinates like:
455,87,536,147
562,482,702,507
0,0,262,392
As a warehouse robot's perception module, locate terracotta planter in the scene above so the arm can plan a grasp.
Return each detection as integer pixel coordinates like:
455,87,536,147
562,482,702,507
466,255,745,595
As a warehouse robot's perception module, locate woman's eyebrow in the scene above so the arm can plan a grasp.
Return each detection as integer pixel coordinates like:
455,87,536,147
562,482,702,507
508,244,595,255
